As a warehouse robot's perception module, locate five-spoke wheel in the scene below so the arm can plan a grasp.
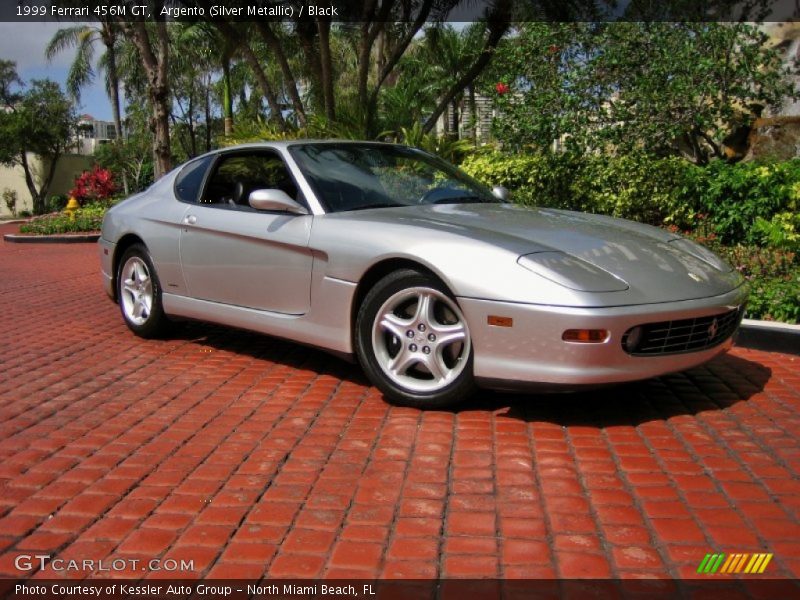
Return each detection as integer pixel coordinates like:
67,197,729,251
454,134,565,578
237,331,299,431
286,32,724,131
116,244,170,338
120,256,153,326
356,269,474,407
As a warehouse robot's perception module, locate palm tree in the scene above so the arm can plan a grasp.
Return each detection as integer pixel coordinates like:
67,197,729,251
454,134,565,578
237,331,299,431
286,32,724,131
419,24,484,138
46,21,127,192
174,22,239,137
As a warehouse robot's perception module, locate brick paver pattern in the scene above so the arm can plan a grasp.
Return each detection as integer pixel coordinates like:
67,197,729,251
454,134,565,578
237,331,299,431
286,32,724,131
0,224,799,580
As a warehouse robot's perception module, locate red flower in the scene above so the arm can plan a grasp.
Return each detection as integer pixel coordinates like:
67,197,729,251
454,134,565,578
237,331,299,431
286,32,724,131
548,44,560,54
495,82,509,95
70,165,116,204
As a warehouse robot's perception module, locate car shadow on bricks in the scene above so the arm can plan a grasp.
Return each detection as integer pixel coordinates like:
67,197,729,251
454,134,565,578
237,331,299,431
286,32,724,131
157,322,770,428
454,353,771,428
164,321,370,385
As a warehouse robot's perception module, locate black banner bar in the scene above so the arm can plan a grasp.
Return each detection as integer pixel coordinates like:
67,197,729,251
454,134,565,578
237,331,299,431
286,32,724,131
2,0,799,23
2,578,799,600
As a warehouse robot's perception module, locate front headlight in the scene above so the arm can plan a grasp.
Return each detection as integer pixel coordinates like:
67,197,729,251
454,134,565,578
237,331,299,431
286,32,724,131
518,252,629,292
668,238,733,272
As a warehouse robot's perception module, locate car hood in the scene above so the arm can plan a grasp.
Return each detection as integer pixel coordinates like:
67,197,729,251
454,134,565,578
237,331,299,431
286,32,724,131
324,203,744,305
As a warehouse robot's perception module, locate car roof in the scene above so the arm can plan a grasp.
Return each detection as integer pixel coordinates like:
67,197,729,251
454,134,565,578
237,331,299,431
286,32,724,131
219,139,402,152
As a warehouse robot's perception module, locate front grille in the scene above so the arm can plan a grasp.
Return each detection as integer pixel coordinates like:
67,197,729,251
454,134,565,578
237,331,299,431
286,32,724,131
622,307,744,356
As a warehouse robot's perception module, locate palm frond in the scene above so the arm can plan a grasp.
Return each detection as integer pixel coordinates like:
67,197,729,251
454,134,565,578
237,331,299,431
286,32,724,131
45,25,94,62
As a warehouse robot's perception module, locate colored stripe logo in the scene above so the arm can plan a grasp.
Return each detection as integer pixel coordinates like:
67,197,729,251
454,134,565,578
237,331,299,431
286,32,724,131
697,552,773,574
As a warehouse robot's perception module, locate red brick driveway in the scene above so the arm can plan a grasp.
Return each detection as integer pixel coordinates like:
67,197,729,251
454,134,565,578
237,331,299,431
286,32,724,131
1,224,799,583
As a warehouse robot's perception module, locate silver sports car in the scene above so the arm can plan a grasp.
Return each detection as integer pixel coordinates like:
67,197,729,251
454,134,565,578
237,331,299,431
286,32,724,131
99,141,746,407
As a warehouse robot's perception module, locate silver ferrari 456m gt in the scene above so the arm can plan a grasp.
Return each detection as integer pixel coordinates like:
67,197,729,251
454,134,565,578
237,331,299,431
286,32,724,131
99,141,746,407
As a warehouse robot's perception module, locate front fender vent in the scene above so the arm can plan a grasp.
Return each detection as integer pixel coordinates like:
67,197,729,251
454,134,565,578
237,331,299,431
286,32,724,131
622,307,744,356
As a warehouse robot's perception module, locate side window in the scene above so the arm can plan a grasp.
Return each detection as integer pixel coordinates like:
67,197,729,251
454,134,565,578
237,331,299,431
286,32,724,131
174,155,214,203
200,152,299,208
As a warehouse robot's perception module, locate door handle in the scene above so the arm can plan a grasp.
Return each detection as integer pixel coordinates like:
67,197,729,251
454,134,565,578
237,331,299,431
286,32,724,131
183,215,197,225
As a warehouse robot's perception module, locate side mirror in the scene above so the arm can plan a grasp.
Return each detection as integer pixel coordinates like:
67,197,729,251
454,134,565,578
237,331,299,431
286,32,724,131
492,185,510,202
248,189,309,215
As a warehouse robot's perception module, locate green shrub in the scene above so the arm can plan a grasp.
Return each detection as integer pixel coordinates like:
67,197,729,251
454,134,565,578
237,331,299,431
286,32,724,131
461,152,800,248
46,194,68,212
461,150,700,225
3,188,17,217
576,154,695,226
692,160,800,246
752,211,800,252
460,150,583,209
19,203,106,234
745,274,800,323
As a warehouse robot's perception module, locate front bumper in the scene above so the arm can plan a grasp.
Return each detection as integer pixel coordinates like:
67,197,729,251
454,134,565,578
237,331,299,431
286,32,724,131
459,285,748,390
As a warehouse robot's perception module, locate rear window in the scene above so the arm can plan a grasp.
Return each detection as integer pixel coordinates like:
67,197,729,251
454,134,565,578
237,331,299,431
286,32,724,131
174,155,214,203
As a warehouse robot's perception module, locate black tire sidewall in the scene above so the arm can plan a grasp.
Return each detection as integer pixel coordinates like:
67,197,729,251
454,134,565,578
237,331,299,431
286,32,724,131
355,269,475,408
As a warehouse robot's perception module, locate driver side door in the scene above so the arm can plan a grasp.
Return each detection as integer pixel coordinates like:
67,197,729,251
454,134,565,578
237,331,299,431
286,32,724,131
178,150,313,315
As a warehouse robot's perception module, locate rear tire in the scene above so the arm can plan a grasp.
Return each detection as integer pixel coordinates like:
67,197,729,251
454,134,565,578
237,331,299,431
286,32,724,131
355,269,475,408
116,244,170,338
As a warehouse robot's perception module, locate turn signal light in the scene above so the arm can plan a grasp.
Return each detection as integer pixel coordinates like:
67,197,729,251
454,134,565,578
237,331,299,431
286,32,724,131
487,315,513,327
562,329,609,343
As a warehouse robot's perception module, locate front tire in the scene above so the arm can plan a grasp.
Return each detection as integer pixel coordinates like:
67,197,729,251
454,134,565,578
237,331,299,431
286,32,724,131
355,269,475,408
117,244,170,338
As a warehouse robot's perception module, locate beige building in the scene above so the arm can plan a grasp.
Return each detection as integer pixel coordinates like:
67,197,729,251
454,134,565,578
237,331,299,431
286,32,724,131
73,114,117,156
0,153,92,217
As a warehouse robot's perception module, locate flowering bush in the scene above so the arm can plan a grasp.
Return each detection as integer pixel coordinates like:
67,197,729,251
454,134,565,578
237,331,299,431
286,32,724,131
20,203,106,234
494,82,509,95
70,165,116,205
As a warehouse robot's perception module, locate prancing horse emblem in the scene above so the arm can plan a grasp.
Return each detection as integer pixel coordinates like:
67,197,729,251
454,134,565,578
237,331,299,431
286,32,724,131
707,318,719,340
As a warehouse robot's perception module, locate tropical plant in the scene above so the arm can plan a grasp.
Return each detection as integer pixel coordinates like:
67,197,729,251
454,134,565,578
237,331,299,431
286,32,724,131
70,165,117,205
488,22,797,163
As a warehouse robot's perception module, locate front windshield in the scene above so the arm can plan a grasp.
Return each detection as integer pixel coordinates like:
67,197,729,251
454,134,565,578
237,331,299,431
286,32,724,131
289,143,499,213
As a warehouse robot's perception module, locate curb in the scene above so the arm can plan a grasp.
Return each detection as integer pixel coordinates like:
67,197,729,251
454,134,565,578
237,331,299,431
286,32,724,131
738,318,800,356
3,233,100,244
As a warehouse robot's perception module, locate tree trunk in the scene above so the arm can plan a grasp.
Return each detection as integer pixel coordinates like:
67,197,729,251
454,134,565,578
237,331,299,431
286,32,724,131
365,0,433,135
222,55,233,136
124,20,172,178
367,0,433,122
357,0,392,123
468,84,477,142
188,93,196,158
102,23,128,194
423,3,511,135
214,21,285,130
20,151,59,215
296,20,324,113
255,22,307,127
317,19,335,121
205,76,212,151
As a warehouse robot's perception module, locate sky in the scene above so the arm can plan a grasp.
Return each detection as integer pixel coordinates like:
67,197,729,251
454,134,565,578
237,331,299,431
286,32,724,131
0,22,113,120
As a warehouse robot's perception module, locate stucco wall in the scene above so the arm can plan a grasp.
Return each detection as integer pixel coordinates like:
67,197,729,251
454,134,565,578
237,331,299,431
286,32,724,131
0,153,93,217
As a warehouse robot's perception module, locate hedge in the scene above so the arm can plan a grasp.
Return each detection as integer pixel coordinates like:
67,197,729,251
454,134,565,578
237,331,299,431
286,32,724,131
460,151,800,250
